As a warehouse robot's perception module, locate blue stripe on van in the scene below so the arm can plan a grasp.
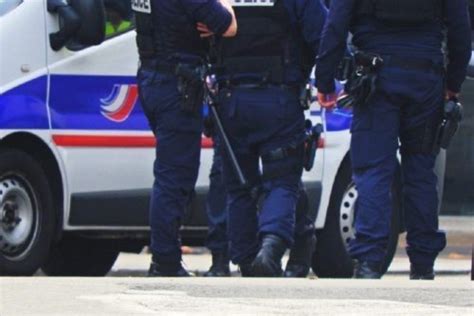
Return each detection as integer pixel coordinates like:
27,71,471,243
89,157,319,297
0,76,49,129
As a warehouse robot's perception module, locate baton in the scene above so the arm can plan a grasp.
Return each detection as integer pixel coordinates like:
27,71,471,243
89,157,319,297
209,104,248,187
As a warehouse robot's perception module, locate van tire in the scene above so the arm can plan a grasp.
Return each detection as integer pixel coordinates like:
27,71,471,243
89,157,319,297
41,237,120,276
0,149,55,276
312,158,401,278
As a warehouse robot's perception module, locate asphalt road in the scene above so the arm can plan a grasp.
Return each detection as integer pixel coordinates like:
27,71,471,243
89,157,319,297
1,216,472,315
1,276,472,315
1,252,473,316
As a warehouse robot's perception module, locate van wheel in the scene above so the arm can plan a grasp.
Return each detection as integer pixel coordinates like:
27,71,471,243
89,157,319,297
41,237,120,276
312,158,401,278
0,149,54,276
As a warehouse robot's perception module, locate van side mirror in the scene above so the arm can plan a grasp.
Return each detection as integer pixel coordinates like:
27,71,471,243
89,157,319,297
68,0,106,49
48,0,106,51
48,0,81,51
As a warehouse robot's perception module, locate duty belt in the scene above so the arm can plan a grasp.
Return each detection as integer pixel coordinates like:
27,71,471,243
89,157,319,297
140,59,203,75
217,76,301,93
383,56,445,74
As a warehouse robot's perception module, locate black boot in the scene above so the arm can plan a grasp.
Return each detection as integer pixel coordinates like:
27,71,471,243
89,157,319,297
239,263,255,277
353,260,382,279
148,256,191,277
410,264,435,280
203,252,231,277
284,235,316,278
251,234,287,277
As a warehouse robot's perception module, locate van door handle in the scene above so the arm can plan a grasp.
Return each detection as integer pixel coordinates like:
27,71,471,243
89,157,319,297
20,64,30,73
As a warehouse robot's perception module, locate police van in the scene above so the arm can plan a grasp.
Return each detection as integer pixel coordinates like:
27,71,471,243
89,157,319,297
0,0,441,277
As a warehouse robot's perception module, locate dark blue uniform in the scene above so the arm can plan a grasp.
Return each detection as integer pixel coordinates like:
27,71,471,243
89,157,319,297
216,0,327,274
316,0,471,275
134,0,232,274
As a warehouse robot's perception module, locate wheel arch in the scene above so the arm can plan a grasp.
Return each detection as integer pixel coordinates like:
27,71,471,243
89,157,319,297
315,150,351,230
0,132,65,242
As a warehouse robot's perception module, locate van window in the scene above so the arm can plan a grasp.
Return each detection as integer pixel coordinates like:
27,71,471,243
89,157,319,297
104,0,135,38
0,0,23,17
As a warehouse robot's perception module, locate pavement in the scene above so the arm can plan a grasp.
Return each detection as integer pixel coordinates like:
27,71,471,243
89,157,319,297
396,216,473,259
0,216,472,315
1,277,472,315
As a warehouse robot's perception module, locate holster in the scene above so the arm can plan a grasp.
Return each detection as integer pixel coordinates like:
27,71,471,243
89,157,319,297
434,99,464,151
299,83,312,110
346,52,384,108
176,64,205,114
303,120,323,172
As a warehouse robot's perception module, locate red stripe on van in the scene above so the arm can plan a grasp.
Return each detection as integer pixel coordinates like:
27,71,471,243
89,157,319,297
52,135,215,148
318,137,325,149
201,137,214,148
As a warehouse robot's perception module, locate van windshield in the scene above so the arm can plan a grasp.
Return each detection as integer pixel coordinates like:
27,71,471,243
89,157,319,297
0,0,23,17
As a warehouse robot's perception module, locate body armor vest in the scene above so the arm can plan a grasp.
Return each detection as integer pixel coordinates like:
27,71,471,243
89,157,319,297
356,0,443,26
133,0,206,61
217,0,312,83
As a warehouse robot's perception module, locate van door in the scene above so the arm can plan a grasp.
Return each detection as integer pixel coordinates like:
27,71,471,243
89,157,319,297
0,0,49,131
45,0,154,229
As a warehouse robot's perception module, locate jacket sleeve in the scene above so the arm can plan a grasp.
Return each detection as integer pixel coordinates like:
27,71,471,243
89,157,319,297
315,0,355,94
294,0,328,59
445,0,472,93
182,0,232,36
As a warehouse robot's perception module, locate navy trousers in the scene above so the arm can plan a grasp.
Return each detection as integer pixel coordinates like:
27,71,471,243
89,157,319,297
138,68,203,263
295,182,315,240
218,86,306,264
348,59,447,267
205,135,229,254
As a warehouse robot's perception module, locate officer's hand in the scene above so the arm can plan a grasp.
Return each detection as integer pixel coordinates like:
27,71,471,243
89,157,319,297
446,90,460,100
317,92,337,109
197,23,214,38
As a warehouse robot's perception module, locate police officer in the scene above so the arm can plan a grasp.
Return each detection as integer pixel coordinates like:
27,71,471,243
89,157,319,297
316,0,471,279
104,0,131,37
134,0,237,277
200,0,327,277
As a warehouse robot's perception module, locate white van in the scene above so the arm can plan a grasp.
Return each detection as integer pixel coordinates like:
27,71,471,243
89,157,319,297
0,0,423,277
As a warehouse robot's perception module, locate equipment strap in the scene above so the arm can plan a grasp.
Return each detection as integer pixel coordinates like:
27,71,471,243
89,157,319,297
261,144,301,163
218,56,285,84
140,59,204,75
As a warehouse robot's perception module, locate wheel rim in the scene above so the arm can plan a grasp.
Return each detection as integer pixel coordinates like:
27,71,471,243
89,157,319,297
339,184,358,247
0,175,39,261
